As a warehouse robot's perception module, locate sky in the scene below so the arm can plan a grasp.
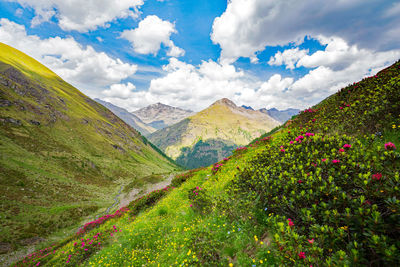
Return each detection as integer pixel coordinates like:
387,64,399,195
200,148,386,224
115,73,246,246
0,0,399,112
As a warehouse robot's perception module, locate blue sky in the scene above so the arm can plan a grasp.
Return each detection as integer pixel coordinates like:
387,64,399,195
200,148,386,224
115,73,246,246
0,0,399,111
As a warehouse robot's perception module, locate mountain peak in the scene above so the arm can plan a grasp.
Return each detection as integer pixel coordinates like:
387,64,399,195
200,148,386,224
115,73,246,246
212,98,237,108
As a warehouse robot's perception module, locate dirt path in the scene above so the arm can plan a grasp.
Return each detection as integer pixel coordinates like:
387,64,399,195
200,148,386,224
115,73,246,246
118,173,174,209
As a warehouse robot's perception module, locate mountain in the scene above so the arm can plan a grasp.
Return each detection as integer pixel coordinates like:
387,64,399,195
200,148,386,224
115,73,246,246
148,98,280,168
132,102,195,130
0,43,178,256
259,107,300,123
94,98,156,136
241,105,254,110
19,61,400,267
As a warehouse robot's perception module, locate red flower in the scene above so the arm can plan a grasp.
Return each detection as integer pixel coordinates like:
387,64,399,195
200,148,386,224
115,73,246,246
288,218,294,227
372,173,382,180
308,238,314,244
298,179,303,184
298,252,306,259
385,142,396,150
338,148,345,153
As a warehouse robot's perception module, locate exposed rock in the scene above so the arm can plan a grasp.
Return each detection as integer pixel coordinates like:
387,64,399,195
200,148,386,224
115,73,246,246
0,99,12,107
112,144,125,152
19,237,45,246
0,117,22,126
0,242,12,254
29,120,40,126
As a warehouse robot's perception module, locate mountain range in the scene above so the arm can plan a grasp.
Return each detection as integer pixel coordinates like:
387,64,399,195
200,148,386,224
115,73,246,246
0,42,178,255
149,98,280,168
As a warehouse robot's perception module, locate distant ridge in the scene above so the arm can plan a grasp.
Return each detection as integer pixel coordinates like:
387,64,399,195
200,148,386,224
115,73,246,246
259,107,300,123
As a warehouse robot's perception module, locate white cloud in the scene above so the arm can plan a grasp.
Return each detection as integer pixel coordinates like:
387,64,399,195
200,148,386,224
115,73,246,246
15,8,23,16
289,35,400,102
268,48,308,69
7,0,144,32
0,18,137,96
102,58,253,111
121,15,184,57
212,0,400,63
104,36,400,112
103,82,136,99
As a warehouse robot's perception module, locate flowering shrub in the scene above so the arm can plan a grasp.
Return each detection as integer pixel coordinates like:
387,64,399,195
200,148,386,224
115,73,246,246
231,131,400,265
76,207,128,236
211,162,224,175
188,186,212,214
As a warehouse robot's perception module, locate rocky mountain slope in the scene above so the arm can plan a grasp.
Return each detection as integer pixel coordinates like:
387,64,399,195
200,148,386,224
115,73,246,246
94,98,156,136
0,42,178,256
132,102,194,130
149,98,280,168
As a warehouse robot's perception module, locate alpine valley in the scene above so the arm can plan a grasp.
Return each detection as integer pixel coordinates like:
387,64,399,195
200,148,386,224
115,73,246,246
8,56,399,267
0,1,399,266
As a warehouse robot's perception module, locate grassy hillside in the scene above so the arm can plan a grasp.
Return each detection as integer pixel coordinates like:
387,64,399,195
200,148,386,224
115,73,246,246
11,61,400,266
149,98,280,168
0,43,179,257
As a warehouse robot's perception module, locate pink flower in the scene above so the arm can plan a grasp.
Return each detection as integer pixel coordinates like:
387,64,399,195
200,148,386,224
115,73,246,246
339,106,343,110
288,218,294,227
280,149,285,152
343,144,351,149
298,252,306,259
289,141,294,144
322,158,327,162
338,148,345,153
332,159,340,164
308,238,315,244
372,173,382,180
298,180,303,184
385,142,396,150
305,132,314,137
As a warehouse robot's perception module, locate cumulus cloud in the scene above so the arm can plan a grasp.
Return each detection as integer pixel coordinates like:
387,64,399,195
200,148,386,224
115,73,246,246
102,58,252,111
7,0,144,32
121,15,184,57
211,0,400,63
289,36,400,102
268,48,309,69
103,82,136,99
0,18,137,96
104,36,400,112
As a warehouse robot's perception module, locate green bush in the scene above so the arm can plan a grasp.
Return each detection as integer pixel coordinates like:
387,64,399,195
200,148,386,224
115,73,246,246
231,130,400,265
